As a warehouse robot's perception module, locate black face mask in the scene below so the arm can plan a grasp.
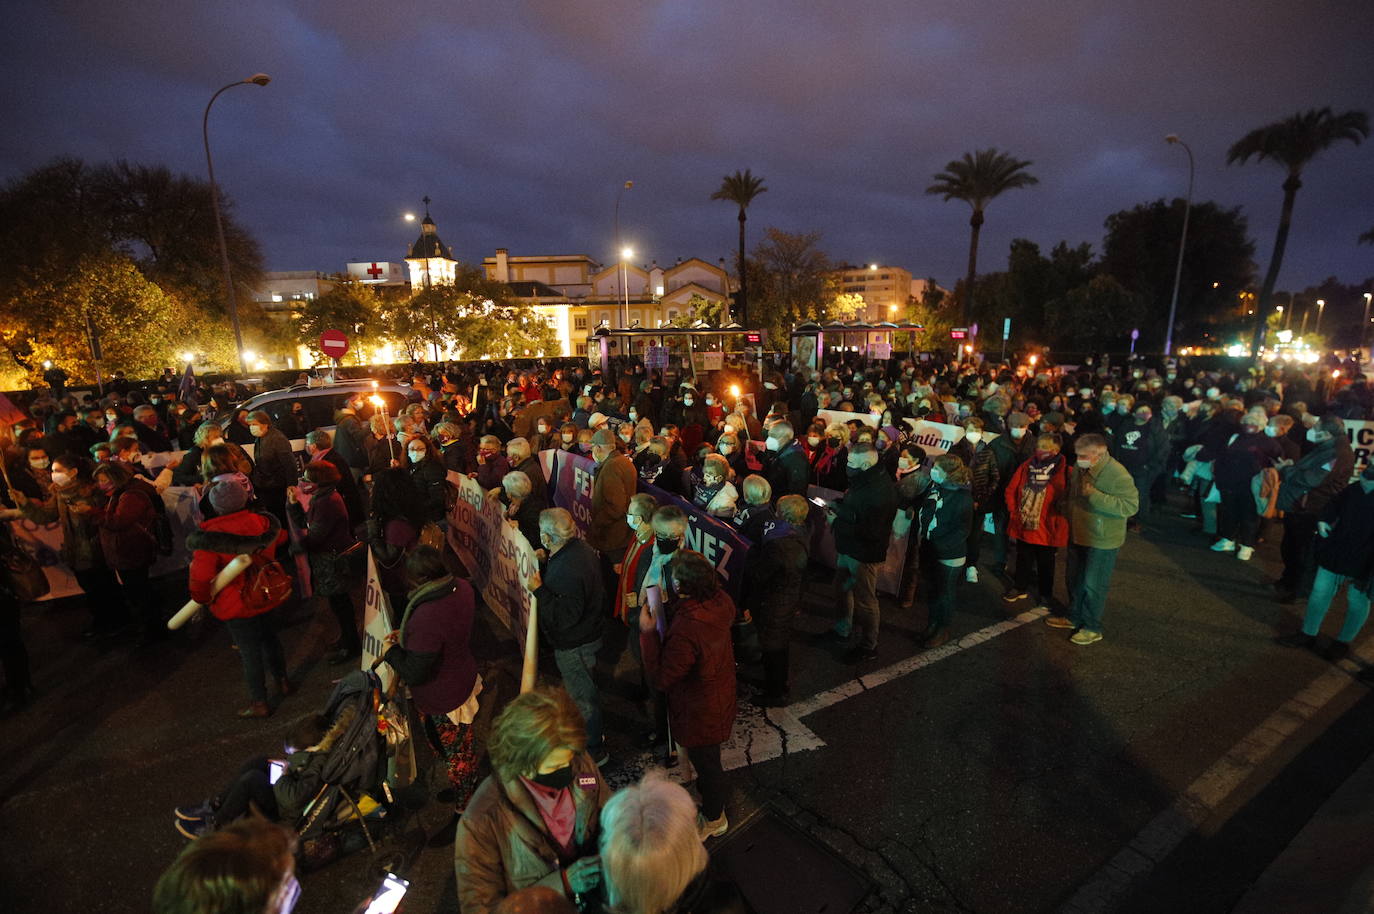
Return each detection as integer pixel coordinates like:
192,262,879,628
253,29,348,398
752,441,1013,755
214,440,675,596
531,764,573,790
656,536,680,555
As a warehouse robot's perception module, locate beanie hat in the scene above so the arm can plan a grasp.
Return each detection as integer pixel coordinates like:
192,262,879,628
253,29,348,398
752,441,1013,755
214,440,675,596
208,473,251,515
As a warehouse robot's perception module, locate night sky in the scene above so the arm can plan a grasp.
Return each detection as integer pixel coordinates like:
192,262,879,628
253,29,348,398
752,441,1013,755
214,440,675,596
6,1,1374,291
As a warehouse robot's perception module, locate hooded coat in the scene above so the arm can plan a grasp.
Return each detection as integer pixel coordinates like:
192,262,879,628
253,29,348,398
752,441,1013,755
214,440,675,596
640,588,738,748
186,510,287,620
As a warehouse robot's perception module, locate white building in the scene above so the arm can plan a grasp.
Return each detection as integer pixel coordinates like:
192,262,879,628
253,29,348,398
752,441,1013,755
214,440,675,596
344,261,407,285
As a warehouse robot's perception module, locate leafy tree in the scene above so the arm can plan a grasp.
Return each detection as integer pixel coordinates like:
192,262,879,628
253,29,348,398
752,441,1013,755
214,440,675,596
747,228,840,341
710,169,767,326
1227,107,1369,353
925,148,1039,328
1044,274,1145,352
683,293,726,327
1101,199,1255,348
964,239,1093,344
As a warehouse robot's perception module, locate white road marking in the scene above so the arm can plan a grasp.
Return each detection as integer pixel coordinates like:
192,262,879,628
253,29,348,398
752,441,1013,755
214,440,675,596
1058,655,1366,914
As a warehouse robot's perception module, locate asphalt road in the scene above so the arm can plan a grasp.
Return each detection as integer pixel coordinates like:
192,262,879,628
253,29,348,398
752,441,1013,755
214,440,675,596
2,493,1370,914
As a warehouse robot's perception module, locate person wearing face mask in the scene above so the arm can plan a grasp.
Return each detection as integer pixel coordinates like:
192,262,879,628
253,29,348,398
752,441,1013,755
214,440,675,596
246,412,297,527
10,447,53,501
470,434,512,492
1274,415,1356,604
302,429,362,525
1152,396,1189,509
131,405,174,454
91,462,165,643
744,494,811,707
892,444,930,610
949,418,1000,584
762,422,809,502
713,430,748,482
826,442,898,662
287,461,358,666
402,434,447,523
613,493,659,625
1207,413,1282,560
638,550,739,839
10,455,128,638
455,687,611,914
528,508,607,765
1001,434,1071,613
1045,434,1137,645
332,400,370,483
1275,466,1374,662
1264,414,1301,463
690,454,739,519
1111,406,1161,532
916,455,974,648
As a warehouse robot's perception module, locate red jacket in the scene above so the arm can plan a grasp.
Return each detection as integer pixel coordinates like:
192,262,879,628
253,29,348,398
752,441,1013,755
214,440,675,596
186,510,287,620
640,588,738,748
1004,454,1071,547
615,536,653,623
94,478,160,571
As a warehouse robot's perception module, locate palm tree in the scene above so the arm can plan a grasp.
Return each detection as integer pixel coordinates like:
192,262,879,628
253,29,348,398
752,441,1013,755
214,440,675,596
1228,107,1369,354
925,148,1038,329
711,169,767,326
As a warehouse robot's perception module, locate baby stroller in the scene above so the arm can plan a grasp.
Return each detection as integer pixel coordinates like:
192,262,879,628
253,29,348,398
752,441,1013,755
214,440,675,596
293,669,418,872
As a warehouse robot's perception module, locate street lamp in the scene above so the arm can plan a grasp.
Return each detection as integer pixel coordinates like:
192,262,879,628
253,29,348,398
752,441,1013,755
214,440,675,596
613,180,633,326
1163,134,1194,357
1363,292,1372,355
620,246,634,327
1315,299,1326,336
204,73,270,375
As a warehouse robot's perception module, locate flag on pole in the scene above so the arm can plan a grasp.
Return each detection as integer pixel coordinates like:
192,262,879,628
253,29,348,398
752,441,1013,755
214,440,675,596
177,362,197,407
0,392,28,426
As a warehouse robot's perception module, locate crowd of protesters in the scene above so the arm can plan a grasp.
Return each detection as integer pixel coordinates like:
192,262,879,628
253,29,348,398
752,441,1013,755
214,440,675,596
3,346,1374,912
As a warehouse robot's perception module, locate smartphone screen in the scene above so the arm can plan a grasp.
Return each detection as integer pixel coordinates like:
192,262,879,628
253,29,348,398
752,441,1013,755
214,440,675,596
268,760,286,785
363,873,410,914
809,496,827,508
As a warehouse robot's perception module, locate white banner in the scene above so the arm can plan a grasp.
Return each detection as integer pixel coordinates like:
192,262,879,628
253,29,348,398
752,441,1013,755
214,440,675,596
816,408,878,429
1347,419,1374,478
361,548,396,692
444,471,537,640
902,418,966,457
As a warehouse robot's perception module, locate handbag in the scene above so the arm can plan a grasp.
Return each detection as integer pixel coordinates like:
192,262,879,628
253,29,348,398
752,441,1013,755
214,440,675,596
240,553,293,612
4,546,50,603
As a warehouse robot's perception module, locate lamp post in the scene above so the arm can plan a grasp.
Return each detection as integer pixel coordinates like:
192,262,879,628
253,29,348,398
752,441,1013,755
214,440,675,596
613,180,633,326
203,73,270,375
620,246,634,328
1163,134,1194,357
1363,292,1372,356
1315,299,1326,337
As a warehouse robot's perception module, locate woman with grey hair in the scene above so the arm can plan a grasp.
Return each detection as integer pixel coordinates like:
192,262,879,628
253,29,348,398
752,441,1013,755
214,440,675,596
599,772,750,914
501,470,545,553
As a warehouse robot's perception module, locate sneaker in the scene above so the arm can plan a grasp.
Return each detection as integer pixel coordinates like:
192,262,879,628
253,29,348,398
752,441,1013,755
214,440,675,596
1210,539,1236,553
922,629,951,650
1274,631,1315,649
1236,545,1254,561
175,817,215,840
1069,629,1103,645
175,801,215,822
964,566,979,584
843,645,879,664
1001,589,1029,604
697,812,729,841
1045,615,1076,630
1031,604,1050,613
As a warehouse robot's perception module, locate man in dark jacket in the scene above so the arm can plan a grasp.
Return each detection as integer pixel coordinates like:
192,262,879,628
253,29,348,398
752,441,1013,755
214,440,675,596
304,429,362,526
1276,467,1374,661
1208,412,1282,560
532,508,607,764
763,422,809,502
827,443,898,663
332,401,369,481
1113,404,1162,531
746,494,811,706
247,411,298,526
1275,415,1355,603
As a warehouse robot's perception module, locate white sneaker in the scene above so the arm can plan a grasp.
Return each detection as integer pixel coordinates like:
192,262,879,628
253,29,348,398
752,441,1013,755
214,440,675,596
1236,545,1254,561
1210,539,1236,553
965,566,979,584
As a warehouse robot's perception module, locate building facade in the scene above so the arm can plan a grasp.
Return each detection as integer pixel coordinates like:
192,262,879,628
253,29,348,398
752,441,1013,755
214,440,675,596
833,263,915,322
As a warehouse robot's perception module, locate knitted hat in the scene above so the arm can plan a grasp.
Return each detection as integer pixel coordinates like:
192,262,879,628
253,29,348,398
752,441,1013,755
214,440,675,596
208,473,251,514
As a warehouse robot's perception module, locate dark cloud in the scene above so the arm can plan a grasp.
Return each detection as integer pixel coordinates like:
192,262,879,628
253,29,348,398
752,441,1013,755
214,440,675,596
4,0,1373,292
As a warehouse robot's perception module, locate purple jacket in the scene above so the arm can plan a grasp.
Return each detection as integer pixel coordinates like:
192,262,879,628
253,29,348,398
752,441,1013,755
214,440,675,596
391,579,478,715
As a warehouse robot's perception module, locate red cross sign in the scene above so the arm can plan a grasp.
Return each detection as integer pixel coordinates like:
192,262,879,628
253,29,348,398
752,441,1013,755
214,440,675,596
367,263,384,279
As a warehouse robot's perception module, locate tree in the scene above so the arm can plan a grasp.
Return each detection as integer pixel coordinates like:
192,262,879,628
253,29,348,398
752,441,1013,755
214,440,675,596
1101,199,1255,349
684,293,726,327
964,239,1094,345
1227,107,1369,354
747,228,839,340
710,169,767,327
925,148,1039,328
1044,274,1146,352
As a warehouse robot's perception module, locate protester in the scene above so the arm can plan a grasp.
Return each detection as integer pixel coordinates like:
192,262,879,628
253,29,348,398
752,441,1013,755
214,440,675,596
588,427,636,598
246,411,297,525
455,686,610,914
826,442,898,662
501,471,546,553
1275,466,1374,660
747,494,810,707
187,473,290,717
406,434,449,523
91,461,164,642
1046,434,1138,645
286,461,358,665
367,466,425,609
1274,415,1355,604
949,417,999,583
304,429,363,525
531,508,608,766
381,545,481,843
638,550,737,839
917,454,973,648
1207,411,1281,561
691,453,739,519
1002,433,1071,612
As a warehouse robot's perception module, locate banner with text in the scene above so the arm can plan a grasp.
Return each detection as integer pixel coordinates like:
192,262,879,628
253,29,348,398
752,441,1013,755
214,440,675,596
361,548,396,692
445,470,537,640
1347,419,1374,478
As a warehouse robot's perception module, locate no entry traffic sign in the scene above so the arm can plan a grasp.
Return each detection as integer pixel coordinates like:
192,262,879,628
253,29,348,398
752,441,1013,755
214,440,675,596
320,329,349,359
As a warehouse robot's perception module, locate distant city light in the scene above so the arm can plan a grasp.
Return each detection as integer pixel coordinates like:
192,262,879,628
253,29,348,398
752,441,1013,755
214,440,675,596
404,213,416,222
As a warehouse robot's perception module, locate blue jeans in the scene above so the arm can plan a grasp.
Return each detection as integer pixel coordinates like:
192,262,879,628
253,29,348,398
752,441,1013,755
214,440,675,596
1067,543,1119,634
555,639,604,753
224,613,287,705
1301,567,1373,643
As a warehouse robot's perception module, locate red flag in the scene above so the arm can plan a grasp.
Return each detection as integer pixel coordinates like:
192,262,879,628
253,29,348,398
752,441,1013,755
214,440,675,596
0,392,28,426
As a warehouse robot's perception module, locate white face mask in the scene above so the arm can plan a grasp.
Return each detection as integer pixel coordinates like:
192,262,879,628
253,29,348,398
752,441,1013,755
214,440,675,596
1207,388,1220,399
537,424,548,434
898,457,913,470
249,425,266,438
1306,427,1322,443
30,458,50,470
765,437,780,452
626,515,641,529
964,430,982,444
1077,457,1094,470
683,397,695,406
930,468,946,485
1010,427,1026,439
705,397,715,405
718,444,732,455
807,436,821,447
764,382,778,390
561,433,574,443
1264,426,1279,437
628,412,638,421
50,470,70,485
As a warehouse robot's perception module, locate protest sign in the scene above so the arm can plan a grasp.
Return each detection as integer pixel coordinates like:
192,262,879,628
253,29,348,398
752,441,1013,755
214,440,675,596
638,483,751,600
816,408,877,429
360,548,396,692
445,471,537,640
1346,419,1373,478
546,449,598,536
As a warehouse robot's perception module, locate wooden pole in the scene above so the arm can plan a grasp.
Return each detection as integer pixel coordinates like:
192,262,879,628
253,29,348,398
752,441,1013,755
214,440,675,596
520,594,539,694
